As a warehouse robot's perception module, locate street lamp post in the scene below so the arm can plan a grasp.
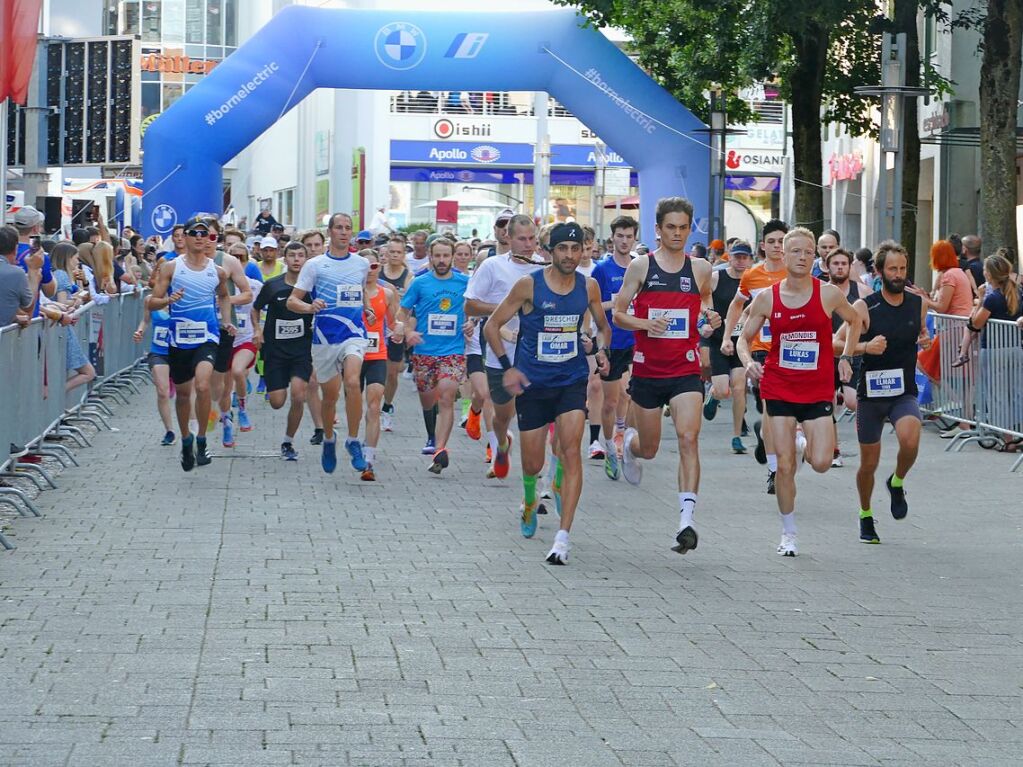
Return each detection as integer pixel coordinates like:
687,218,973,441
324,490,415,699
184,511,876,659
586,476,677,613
460,185,523,208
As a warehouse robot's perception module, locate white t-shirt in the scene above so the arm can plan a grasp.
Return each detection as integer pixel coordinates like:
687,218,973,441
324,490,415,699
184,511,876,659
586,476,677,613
464,253,545,368
406,254,429,274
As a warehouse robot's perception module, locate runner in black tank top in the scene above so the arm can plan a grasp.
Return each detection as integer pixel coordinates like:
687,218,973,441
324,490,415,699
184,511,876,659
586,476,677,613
380,238,411,430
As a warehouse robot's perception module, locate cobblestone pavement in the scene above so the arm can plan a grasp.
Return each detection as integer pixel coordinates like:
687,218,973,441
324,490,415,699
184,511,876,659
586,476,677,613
2,378,1021,766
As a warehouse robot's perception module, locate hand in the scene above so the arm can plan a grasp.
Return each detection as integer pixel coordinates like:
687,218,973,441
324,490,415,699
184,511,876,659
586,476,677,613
223,324,238,337
25,250,44,271
364,307,377,327
59,312,75,327
253,332,263,350
595,350,610,376
646,315,669,335
72,267,86,284
745,359,764,383
838,357,853,384
133,327,144,343
310,298,328,313
1017,317,1023,329
581,335,594,355
462,319,475,340
705,309,722,330
502,367,530,395
865,335,887,355
15,313,30,328
168,288,185,305
720,338,735,356
405,330,423,347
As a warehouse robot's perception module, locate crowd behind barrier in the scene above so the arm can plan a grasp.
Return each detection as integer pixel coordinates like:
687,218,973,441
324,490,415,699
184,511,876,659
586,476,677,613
0,290,151,550
920,312,1023,472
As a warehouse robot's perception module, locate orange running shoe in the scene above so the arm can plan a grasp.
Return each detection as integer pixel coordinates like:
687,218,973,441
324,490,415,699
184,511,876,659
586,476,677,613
493,433,513,479
485,445,493,463
466,407,482,440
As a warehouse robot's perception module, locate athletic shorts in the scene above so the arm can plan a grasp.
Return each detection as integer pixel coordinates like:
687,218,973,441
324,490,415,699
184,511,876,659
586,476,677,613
856,393,921,444
230,341,258,369
466,353,485,376
516,380,588,432
412,353,465,393
765,399,834,423
486,365,515,406
386,339,405,363
146,351,168,369
214,328,233,373
360,358,387,390
628,374,703,410
709,344,743,377
168,342,218,385
599,347,634,382
311,337,367,382
263,353,312,392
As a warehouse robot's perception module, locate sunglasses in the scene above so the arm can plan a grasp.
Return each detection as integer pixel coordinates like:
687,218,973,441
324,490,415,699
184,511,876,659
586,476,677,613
186,229,219,241
369,262,380,270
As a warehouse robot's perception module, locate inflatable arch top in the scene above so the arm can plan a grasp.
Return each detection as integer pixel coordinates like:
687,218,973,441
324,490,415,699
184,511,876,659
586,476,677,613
141,5,710,242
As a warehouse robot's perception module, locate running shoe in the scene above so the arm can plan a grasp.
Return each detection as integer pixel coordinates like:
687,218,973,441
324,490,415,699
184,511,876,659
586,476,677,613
753,420,767,464
703,396,719,421
493,433,513,479
346,439,368,471
613,431,624,458
465,408,481,440
604,448,621,481
766,470,776,495
381,410,394,432
485,444,493,463
401,368,413,380
731,436,746,454
671,526,699,554
309,428,324,446
621,427,643,485
256,377,266,393
546,533,570,565
221,414,235,448
280,442,298,461
859,516,880,543
207,409,219,432
161,430,176,446
321,439,337,474
459,413,469,429
753,386,763,413
237,409,252,432
831,450,844,468
361,464,376,481
459,400,470,428
429,448,449,475
195,438,211,467
421,437,436,455
886,474,908,519
777,532,798,557
588,440,605,459
180,435,195,472
520,498,539,538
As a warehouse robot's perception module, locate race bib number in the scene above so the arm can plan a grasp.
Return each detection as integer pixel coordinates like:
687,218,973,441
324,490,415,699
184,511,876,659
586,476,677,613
537,332,577,362
336,284,362,308
760,321,772,343
153,326,170,347
648,308,689,339
174,319,208,345
428,313,457,336
865,368,905,397
779,340,819,370
236,314,249,332
366,332,380,353
275,318,304,340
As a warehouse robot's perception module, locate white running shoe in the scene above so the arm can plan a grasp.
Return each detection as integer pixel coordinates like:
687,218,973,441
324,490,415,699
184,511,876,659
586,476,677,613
588,439,605,459
777,532,798,557
621,427,643,485
546,532,570,565
831,452,844,468
381,410,393,432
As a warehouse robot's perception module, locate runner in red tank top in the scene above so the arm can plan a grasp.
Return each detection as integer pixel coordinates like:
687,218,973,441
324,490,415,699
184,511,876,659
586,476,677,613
612,197,722,555
738,227,861,557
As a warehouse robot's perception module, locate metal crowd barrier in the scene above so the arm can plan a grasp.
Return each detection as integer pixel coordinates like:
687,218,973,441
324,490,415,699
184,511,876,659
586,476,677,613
0,289,151,550
921,312,1023,472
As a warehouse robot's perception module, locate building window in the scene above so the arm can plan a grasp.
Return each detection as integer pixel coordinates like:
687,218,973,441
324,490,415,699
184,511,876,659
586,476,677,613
275,188,295,226
141,1,162,42
186,0,204,43
224,0,237,47
207,0,223,46
122,1,140,36
162,0,185,44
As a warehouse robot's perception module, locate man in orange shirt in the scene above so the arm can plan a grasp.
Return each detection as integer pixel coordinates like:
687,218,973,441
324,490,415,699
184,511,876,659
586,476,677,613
721,219,788,494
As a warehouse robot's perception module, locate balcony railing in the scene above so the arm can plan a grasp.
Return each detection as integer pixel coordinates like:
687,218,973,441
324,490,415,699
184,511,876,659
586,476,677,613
389,91,575,118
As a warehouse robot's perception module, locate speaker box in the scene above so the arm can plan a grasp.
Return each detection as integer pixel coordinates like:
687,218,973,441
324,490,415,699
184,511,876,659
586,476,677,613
41,196,62,235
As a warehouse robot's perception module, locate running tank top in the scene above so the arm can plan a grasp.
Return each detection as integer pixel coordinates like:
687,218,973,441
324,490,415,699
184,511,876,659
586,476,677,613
760,279,835,404
379,266,409,294
363,286,389,361
711,269,741,342
631,253,703,378
168,258,221,349
831,281,860,332
150,308,171,355
515,271,589,388
857,291,921,400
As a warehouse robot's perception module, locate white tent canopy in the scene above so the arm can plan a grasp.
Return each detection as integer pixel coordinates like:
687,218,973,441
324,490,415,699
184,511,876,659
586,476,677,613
415,192,508,210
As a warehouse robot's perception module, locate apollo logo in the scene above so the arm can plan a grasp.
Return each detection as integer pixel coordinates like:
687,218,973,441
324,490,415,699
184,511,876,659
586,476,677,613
428,147,469,161
470,145,501,163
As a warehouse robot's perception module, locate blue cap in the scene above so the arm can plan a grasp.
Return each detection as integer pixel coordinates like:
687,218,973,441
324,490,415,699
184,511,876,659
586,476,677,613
356,230,373,241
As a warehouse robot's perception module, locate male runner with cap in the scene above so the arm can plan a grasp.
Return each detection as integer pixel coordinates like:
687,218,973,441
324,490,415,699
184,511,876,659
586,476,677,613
477,208,514,260
359,249,400,480
850,241,929,542
380,235,412,432
149,215,236,471
738,227,861,556
485,223,611,564
397,238,469,474
612,198,722,554
255,240,313,461
287,212,374,474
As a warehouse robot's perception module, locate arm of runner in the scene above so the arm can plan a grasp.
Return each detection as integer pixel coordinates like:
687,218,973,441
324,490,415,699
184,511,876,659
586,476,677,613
132,308,150,343
694,259,721,334
737,290,770,383
587,277,612,376
362,269,377,327
253,280,271,313
251,308,262,348
288,261,325,314
484,276,532,394
917,298,932,349
613,256,666,333
224,254,253,306
824,284,862,382
397,280,420,345
147,261,180,310
217,268,237,335
721,289,749,356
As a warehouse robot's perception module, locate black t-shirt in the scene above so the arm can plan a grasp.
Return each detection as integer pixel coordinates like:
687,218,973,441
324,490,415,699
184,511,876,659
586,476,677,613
254,274,312,358
965,258,985,292
857,291,922,399
708,269,742,345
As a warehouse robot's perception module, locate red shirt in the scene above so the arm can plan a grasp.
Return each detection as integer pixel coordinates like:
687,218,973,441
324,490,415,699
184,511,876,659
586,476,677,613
631,252,703,378
760,279,835,404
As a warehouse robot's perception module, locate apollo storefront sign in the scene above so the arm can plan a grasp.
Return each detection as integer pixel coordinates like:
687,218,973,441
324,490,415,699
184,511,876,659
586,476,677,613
391,140,630,167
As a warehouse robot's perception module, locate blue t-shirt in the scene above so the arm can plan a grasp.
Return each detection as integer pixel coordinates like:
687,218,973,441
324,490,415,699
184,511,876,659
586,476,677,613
16,243,54,318
295,252,371,345
244,261,263,282
401,270,469,357
591,255,634,349
980,285,1023,349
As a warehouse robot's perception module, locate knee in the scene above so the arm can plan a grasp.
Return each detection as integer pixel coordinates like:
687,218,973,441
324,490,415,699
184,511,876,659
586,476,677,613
776,454,797,476
678,431,699,454
268,394,286,410
522,456,545,476
193,380,210,396
809,455,832,473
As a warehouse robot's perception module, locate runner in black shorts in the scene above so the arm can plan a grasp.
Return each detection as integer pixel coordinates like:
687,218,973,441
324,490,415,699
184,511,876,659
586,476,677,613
379,236,411,431
849,241,930,543
254,241,314,461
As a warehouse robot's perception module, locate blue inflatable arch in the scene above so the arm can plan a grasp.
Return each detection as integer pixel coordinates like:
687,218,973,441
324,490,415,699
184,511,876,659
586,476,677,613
142,6,709,242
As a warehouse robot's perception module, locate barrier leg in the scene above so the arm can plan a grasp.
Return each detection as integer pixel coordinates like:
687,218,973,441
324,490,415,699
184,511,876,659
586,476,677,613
0,528,15,550
66,413,106,431
54,425,91,447
12,460,57,489
37,444,78,467
0,486,43,516
85,397,115,417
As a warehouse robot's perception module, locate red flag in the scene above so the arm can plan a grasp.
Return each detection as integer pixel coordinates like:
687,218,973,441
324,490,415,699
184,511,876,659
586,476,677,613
0,0,44,105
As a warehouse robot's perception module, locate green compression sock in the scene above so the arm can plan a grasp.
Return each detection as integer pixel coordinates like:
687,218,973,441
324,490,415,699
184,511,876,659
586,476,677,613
890,474,904,488
554,460,564,490
523,474,537,506
859,508,873,519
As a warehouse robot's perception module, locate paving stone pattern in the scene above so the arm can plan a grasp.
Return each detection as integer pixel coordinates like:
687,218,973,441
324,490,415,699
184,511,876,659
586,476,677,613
2,380,1021,766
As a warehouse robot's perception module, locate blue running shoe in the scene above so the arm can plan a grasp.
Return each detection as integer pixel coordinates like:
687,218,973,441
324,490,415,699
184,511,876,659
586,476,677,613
221,414,235,448
421,437,436,455
256,377,266,393
703,396,719,421
346,439,368,471
604,448,620,481
520,499,540,538
161,430,176,446
238,409,252,432
731,436,747,454
281,442,298,461
321,438,337,474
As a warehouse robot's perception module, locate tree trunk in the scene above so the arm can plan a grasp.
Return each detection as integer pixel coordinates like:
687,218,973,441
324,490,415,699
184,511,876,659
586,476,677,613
895,0,920,276
788,24,829,230
978,0,1022,255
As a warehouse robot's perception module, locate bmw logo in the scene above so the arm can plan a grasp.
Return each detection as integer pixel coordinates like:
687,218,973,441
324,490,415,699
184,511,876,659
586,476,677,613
374,22,427,71
152,203,177,233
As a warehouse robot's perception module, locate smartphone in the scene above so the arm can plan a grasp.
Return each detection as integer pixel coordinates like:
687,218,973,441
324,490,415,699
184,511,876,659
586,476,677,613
29,235,41,252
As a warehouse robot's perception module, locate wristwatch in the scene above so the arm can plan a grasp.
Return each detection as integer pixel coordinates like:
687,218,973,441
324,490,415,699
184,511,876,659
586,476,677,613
840,354,854,364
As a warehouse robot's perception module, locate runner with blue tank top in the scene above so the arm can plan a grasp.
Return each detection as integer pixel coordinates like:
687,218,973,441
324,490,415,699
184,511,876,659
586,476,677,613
287,212,374,475
484,223,611,566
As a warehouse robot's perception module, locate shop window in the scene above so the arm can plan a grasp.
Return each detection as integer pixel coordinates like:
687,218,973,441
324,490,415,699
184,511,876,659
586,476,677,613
163,83,184,111
141,82,161,120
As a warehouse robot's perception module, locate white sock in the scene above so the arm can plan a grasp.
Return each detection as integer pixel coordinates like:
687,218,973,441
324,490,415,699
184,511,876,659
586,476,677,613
615,417,625,432
345,437,358,446
679,492,697,529
780,512,797,535
767,454,778,472
554,529,569,544
284,433,293,444
487,430,498,455
364,446,375,464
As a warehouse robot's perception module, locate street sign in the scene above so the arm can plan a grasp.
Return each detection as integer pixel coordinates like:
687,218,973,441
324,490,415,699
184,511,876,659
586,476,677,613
603,167,631,196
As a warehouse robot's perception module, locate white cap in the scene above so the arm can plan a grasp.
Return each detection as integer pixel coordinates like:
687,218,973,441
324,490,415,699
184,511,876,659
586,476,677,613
13,205,44,228
495,207,515,222
259,235,278,249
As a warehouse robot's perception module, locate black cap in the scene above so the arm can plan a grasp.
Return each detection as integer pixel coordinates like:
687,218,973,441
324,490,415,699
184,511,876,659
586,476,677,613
183,214,216,230
548,222,584,249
